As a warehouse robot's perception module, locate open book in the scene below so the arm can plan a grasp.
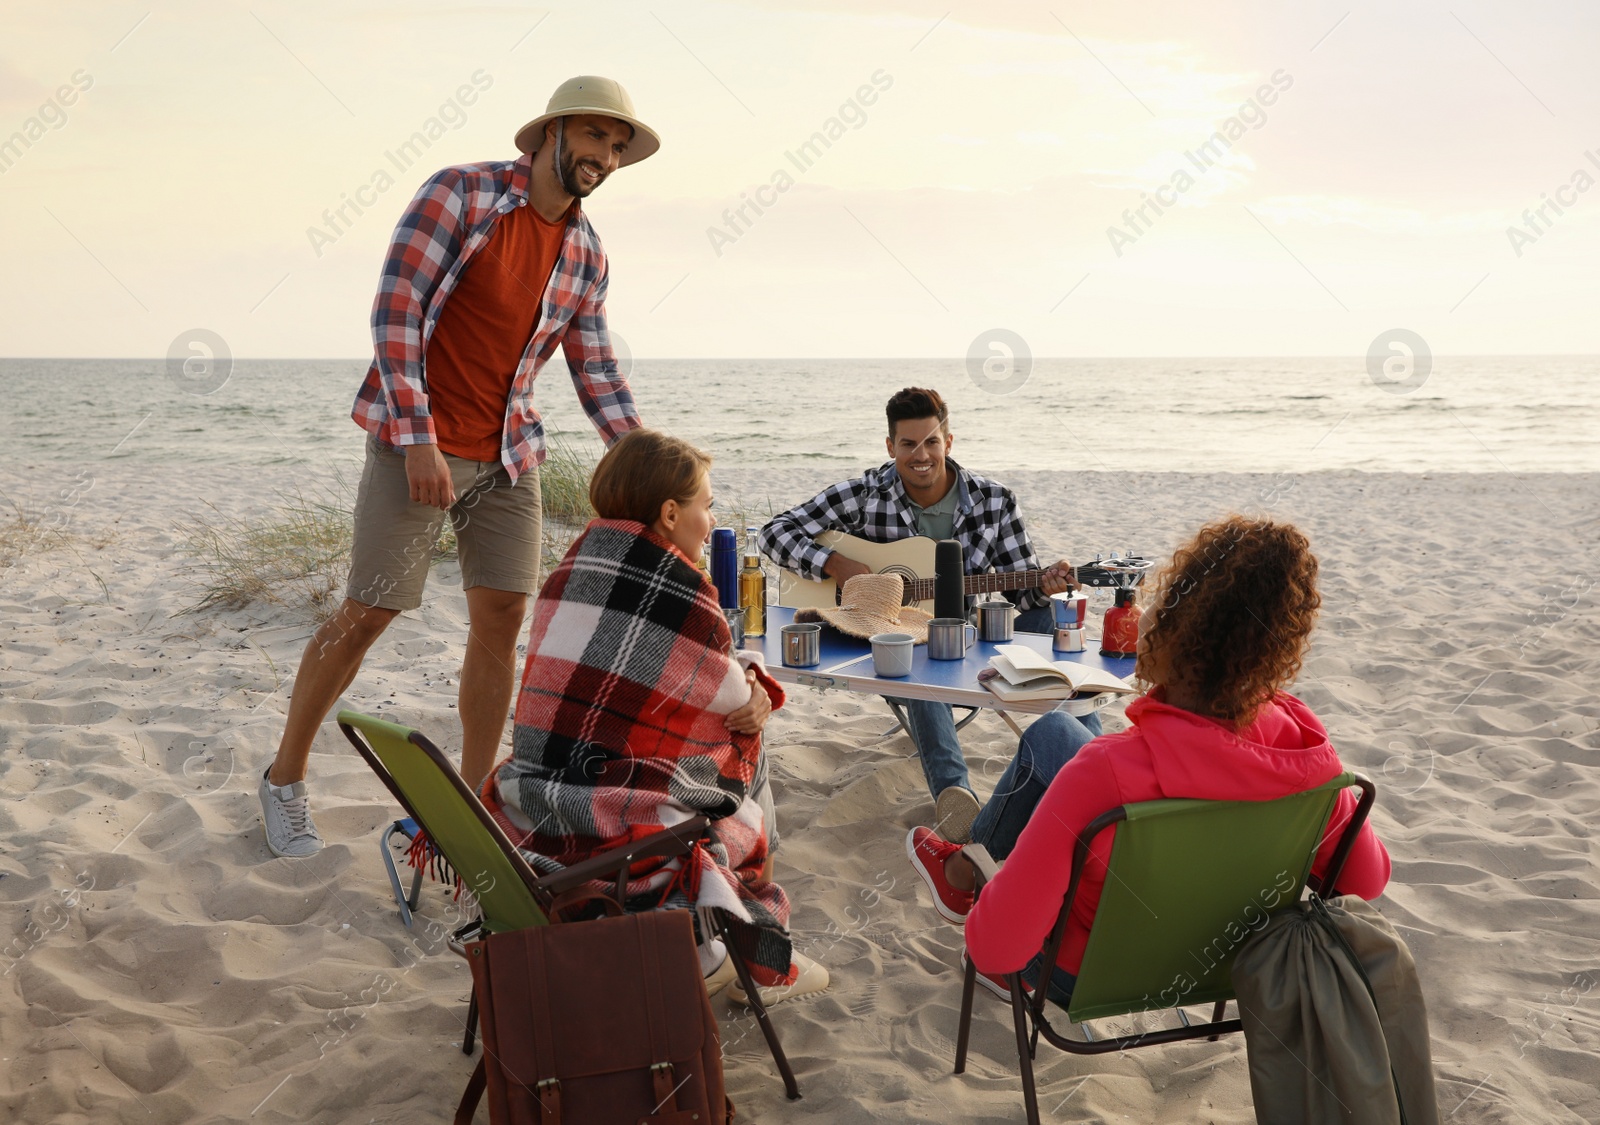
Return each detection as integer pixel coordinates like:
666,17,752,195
983,645,1138,703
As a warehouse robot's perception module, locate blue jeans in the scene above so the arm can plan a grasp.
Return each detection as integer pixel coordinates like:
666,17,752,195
1022,953,1078,1009
969,709,1102,860
895,605,1057,800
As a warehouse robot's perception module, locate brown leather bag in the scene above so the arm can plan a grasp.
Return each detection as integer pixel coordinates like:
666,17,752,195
455,904,732,1125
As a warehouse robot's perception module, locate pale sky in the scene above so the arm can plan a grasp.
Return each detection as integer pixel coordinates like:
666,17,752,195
2,0,1597,357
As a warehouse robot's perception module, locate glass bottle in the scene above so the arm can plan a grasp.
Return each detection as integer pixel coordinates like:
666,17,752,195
740,526,767,637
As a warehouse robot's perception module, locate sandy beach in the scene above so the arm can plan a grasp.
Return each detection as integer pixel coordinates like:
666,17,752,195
2,462,1597,1124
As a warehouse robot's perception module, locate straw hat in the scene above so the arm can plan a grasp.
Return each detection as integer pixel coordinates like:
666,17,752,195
514,75,660,166
794,574,933,644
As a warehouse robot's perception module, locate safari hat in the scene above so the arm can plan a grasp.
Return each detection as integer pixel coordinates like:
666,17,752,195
515,75,660,166
794,574,933,644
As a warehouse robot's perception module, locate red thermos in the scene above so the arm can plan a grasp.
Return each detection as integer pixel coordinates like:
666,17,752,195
1100,587,1141,657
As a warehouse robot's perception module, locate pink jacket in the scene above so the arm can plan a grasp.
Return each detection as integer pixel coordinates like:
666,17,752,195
965,691,1391,977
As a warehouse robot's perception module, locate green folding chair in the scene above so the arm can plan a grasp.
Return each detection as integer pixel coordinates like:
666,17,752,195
953,771,1376,1125
337,709,801,1100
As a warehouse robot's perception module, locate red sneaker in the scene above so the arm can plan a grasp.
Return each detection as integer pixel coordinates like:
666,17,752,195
906,827,975,925
963,952,1032,1002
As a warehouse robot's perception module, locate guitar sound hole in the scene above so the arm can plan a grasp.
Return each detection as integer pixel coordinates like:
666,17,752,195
879,565,920,606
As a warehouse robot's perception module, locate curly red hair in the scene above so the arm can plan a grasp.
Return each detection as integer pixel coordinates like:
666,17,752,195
1135,516,1321,726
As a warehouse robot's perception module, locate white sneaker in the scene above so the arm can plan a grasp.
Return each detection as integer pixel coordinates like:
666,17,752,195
703,952,738,998
727,951,830,1008
700,938,736,997
259,766,325,857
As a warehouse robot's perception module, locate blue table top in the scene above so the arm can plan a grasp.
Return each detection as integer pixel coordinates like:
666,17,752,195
744,606,1137,715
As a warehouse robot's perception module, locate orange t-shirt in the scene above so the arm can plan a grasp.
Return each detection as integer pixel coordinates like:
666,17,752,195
423,201,570,462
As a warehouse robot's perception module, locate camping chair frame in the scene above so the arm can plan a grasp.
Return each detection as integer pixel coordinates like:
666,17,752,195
338,711,802,1101
953,771,1376,1125
380,817,425,928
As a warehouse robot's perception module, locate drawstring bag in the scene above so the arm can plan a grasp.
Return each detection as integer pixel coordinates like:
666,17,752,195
1231,894,1440,1125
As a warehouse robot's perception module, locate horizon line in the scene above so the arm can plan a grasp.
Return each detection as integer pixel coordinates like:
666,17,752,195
2,353,1597,363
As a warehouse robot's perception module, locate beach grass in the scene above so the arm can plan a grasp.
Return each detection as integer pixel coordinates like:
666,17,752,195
539,431,599,523
180,439,603,618
178,440,771,617
0,496,72,571
724,497,776,538
537,431,600,572
181,485,358,619
0,493,117,593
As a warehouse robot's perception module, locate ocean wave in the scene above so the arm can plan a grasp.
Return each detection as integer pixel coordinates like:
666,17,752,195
4,359,1595,473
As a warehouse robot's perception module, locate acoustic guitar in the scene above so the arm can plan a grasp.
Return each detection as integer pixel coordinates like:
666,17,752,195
775,531,1152,612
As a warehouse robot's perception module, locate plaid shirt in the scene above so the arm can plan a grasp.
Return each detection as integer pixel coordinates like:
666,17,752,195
757,458,1051,611
351,152,639,482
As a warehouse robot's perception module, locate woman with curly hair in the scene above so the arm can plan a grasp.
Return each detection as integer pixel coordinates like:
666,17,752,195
907,515,1390,1002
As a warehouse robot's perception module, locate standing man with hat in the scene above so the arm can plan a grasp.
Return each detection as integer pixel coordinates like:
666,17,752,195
258,77,658,858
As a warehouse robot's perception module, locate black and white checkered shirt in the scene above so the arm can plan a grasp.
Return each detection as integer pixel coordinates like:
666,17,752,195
757,458,1051,611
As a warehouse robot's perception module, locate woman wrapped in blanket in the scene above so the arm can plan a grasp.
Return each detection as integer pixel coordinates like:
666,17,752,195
483,429,828,1005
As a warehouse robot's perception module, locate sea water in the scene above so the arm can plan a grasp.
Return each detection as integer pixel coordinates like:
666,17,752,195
1,356,1593,475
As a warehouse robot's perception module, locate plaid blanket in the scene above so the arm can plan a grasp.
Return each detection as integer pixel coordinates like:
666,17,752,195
489,518,794,980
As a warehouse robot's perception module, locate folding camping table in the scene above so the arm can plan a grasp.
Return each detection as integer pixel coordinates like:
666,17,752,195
745,607,1135,737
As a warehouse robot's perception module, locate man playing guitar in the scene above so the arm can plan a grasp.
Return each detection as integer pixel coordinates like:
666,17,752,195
758,387,1103,844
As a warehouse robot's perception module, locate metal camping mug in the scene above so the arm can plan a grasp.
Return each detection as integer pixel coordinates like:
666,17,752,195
927,617,977,660
976,599,1015,642
722,607,746,650
780,623,821,667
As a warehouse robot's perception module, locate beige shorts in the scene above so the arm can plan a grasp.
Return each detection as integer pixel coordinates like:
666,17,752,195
347,438,543,611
